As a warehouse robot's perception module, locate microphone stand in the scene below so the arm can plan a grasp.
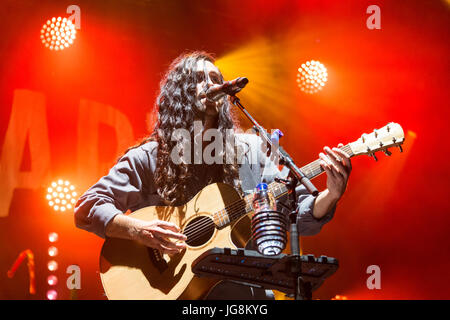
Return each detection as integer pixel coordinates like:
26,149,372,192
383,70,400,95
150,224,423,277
229,96,318,196
230,95,318,300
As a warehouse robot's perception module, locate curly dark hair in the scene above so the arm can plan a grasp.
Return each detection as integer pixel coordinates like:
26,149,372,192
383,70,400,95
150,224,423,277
126,51,241,205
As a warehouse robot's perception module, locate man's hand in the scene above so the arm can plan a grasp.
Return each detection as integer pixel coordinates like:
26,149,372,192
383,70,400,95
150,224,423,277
133,220,187,254
105,214,187,254
319,143,352,201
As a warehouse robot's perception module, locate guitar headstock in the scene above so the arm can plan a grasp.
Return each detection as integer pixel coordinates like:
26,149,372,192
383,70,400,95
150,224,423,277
349,123,405,160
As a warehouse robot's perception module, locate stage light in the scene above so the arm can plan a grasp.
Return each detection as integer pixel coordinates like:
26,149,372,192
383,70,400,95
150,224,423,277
40,17,76,51
47,260,58,272
332,295,348,300
7,250,36,295
48,246,58,257
46,289,58,300
47,275,58,286
296,60,328,94
46,180,77,212
48,232,59,243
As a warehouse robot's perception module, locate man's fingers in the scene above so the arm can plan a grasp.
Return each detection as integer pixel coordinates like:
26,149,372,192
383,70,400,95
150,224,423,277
145,237,186,254
324,146,342,163
160,245,182,255
324,147,347,178
155,227,187,241
333,147,352,171
156,236,186,251
319,153,336,177
321,150,343,177
320,160,334,178
157,220,182,233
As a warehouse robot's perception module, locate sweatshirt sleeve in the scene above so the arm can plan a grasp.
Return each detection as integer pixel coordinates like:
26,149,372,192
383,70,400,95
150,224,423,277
74,145,153,239
294,184,336,236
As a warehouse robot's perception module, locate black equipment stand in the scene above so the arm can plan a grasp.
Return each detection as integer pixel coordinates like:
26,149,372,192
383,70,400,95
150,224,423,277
230,96,318,197
228,94,324,300
192,247,339,300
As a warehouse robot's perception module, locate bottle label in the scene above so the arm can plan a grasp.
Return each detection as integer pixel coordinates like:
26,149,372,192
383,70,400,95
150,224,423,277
256,183,268,191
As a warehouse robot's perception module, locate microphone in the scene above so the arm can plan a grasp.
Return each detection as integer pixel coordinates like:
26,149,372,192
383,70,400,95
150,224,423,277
203,77,249,101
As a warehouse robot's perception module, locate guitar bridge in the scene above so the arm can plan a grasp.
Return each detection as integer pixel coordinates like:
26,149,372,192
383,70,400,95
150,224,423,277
147,247,168,273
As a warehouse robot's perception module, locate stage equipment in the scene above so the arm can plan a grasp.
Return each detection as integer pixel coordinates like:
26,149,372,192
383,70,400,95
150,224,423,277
46,180,77,212
230,88,320,299
7,249,36,295
201,77,248,101
48,232,59,242
47,232,59,299
46,290,57,300
40,17,76,51
192,247,338,300
296,60,327,94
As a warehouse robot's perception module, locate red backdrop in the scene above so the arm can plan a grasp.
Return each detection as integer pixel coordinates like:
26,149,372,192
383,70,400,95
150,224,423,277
0,0,449,299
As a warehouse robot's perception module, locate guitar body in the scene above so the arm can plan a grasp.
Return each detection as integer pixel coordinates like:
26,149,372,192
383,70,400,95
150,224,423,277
99,183,251,300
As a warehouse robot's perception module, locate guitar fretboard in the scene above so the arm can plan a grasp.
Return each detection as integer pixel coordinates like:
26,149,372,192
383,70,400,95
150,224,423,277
212,144,354,228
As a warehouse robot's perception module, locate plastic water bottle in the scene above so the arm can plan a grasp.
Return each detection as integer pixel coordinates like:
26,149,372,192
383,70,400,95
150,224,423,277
251,183,287,256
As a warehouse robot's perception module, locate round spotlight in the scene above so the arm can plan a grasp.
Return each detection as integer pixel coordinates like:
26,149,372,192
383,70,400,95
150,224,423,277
46,289,58,300
46,180,77,212
296,60,328,94
48,246,58,257
48,232,59,243
40,17,76,51
47,260,58,272
47,275,58,286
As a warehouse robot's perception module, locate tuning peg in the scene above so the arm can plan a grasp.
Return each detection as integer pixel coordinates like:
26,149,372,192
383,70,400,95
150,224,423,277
361,133,368,143
398,145,403,153
370,153,378,161
383,149,392,156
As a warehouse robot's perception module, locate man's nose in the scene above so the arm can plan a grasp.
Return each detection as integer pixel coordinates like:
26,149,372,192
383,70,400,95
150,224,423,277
205,76,214,87
201,80,213,94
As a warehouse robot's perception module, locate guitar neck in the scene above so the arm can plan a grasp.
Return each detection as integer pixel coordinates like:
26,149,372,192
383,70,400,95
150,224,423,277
217,144,354,226
293,144,354,182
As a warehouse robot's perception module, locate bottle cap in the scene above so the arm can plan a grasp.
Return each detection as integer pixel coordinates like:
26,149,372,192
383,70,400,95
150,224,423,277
256,183,268,191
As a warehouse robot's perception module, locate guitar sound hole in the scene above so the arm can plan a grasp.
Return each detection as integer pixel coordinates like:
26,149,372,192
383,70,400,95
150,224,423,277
183,216,215,247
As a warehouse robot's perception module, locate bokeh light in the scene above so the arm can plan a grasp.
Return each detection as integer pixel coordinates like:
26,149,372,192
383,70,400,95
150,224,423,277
46,180,77,212
40,17,76,51
46,289,58,300
296,60,328,94
332,295,349,300
47,260,58,272
48,232,59,243
48,246,58,257
47,275,58,286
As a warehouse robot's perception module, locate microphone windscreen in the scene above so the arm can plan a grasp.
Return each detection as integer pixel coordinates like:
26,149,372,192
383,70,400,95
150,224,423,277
238,77,249,88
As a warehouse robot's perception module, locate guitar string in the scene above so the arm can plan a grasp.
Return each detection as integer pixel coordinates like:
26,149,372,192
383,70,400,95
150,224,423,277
182,199,252,240
183,166,327,243
182,182,289,242
182,145,353,241
182,192,267,241
182,164,326,241
181,162,324,239
183,185,289,243
182,159,329,240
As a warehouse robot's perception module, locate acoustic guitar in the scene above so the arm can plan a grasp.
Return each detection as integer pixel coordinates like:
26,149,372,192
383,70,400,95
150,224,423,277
99,122,405,299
